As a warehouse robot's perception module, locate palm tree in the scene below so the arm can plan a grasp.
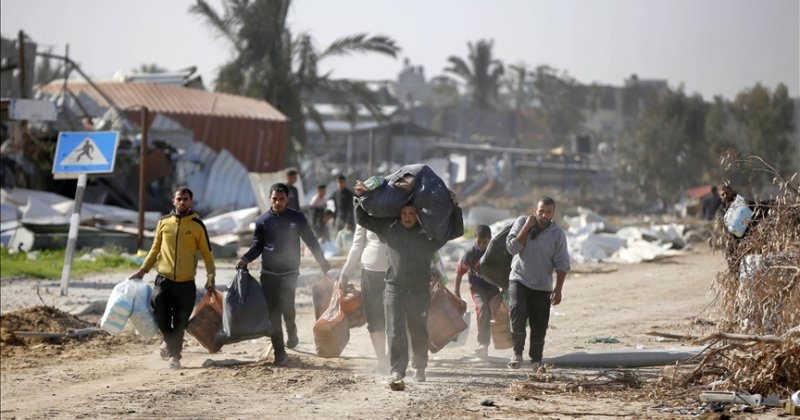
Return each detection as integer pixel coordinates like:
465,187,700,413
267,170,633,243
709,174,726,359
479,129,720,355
190,0,400,162
445,39,504,109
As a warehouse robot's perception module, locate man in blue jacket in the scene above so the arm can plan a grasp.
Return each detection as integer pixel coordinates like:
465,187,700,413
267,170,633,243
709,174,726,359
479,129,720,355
237,183,330,364
355,182,464,388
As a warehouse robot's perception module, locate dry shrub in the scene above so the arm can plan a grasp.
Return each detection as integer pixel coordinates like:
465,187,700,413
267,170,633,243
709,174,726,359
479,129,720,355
694,152,800,395
712,153,799,334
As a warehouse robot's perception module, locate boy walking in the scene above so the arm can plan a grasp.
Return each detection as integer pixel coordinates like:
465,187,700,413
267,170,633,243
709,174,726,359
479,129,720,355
454,225,499,359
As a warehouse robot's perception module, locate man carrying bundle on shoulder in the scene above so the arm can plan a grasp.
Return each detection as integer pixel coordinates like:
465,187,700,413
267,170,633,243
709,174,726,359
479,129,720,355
353,180,464,389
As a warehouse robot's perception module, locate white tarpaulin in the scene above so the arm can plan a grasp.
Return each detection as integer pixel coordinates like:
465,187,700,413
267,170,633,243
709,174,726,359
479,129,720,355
203,207,260,237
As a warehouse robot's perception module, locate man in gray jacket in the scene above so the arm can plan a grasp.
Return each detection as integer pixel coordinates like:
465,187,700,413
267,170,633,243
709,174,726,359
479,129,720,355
505,197,570,370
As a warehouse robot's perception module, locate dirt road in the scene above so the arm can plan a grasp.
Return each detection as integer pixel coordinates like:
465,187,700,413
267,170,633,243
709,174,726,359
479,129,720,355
2,247,759,419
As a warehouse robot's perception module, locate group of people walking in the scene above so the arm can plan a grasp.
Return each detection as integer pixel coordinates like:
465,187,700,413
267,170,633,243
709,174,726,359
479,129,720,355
132,171,572,390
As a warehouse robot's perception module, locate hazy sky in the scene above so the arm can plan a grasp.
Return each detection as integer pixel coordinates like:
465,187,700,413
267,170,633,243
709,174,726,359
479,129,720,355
2,0,798,100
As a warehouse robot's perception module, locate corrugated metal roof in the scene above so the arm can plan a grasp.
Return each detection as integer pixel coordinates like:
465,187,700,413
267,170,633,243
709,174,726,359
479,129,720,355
38,82,287,121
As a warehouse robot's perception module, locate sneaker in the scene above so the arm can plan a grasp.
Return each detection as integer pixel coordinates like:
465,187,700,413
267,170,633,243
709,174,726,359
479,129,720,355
531,361,542,371
474,344,489,359
388,372,405,391
160,341,169,360
168,357,181,369
412,368,426,383
507,353,521,369
274,351,288,366
286,334,299,349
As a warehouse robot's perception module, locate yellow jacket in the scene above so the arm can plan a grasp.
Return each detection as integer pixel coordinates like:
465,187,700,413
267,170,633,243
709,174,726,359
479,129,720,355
141,211,215,282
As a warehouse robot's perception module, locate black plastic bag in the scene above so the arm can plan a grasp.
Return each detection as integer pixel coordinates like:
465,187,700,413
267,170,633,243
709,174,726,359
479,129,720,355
358,174,414,218
478,223,513,290
411,165,456,242
216,268,274,345
358,164,456,241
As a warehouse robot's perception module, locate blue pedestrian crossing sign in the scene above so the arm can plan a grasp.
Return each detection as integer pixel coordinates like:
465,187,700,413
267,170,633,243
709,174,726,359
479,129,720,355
52,131,120,175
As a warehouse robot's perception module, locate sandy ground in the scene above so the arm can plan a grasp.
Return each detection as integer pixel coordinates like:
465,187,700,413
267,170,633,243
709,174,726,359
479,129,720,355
0,246,782,419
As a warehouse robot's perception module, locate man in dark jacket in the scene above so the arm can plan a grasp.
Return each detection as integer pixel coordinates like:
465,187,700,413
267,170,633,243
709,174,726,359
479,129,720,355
702,185,722,221
285,168,301,211
237,183,330,364
355,183,464,388
331,174,355,231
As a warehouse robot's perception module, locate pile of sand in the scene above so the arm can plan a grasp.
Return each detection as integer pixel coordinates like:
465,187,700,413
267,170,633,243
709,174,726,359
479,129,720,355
0,305,93,345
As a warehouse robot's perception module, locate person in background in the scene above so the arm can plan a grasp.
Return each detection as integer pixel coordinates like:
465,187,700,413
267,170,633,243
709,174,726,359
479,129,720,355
331,174,355,232
132,187,215,369
337,223,391,372
335,221,355,256
285,168,301,211
237,183,330,364
355,181,464,389
454,224,498,360
702,185,722,221
506,197,570,371
309,184,329,241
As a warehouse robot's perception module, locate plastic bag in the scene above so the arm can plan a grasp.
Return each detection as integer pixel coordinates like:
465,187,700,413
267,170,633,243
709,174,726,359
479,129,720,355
187,289,224,353
128,279,158,340
411,165,456,242
478,223,513,290
217,268,274,345
427,277,467,353
358,164,456,241
724,194,754,238
313,288,350,358
489,294,513,350
312,274,336,320
100,278,136,335
358,173,415,218
447,311,470,348
342,284,367,328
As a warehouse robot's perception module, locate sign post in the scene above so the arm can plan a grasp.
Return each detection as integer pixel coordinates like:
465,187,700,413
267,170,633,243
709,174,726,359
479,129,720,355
52,131,119,296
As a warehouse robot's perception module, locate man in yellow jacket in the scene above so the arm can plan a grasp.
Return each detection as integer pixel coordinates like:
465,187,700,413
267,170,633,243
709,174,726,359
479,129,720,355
132,187,215,369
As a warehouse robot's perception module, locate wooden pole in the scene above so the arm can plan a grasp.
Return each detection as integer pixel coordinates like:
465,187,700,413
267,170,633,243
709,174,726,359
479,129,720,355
138,107,149,251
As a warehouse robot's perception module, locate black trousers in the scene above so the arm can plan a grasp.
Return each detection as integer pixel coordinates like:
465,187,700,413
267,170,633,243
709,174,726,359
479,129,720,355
508,280,551,363
470,284,500,346
384,283,430,376
260,272,299,355
361,269,386,333
151,276,196,360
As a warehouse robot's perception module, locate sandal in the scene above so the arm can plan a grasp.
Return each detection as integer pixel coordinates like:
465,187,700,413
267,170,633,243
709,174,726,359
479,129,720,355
507,353,521,369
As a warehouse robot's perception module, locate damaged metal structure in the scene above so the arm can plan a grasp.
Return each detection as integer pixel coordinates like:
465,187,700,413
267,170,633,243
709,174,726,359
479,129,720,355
2,32,291,255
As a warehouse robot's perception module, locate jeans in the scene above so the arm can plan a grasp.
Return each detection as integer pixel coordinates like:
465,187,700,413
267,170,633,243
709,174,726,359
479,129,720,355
384,283,430,376
151,276,196,360
470,284,500,346
361,269,386,333
508,280,551,363
259,272,299,355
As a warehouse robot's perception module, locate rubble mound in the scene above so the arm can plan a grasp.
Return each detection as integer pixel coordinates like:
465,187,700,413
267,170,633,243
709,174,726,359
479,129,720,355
1,306,93,345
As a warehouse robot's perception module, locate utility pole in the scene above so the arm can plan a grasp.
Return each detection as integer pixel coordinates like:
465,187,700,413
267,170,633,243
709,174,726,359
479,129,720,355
138,107,149,251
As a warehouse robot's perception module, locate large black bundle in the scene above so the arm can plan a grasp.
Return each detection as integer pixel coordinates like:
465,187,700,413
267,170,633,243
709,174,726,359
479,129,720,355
358,164,456,241
358,176,414,218
478,223,513,290
216,268,274,345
